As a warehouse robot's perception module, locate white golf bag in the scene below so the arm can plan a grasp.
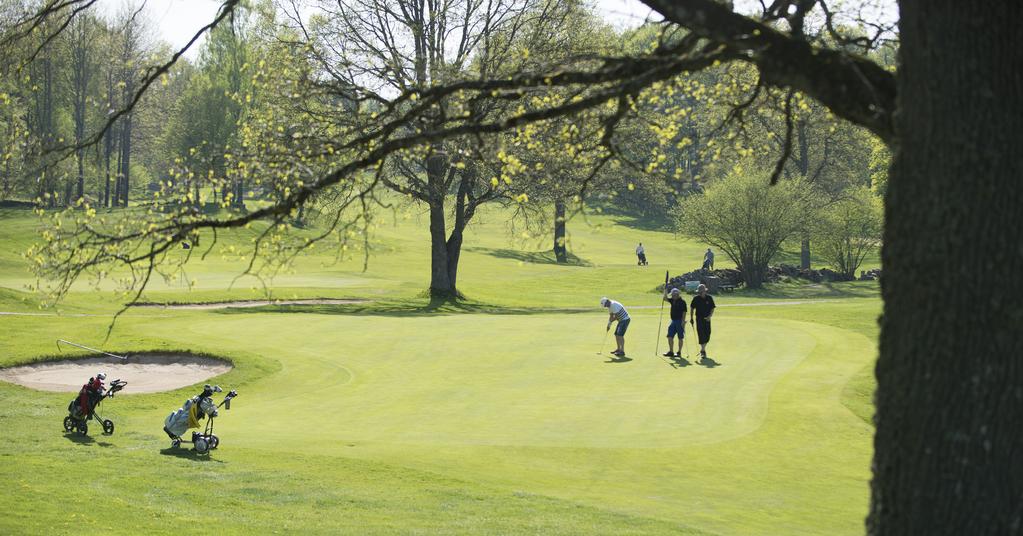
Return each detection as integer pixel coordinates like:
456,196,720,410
163,395,218,438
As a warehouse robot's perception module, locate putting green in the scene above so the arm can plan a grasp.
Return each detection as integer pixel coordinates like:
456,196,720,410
150,313,818,448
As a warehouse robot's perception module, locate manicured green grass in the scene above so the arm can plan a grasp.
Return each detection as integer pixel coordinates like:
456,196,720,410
0,205,878,534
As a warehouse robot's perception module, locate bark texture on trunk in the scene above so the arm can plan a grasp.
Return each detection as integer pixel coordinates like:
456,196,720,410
426,153,458,297
553,199,567,263
869,2,1023,534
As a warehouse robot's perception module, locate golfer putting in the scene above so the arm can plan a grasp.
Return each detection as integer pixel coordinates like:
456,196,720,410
600,297,631,357
662,288,688,358
689,284,716,361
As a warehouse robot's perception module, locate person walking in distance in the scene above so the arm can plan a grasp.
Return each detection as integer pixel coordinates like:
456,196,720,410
663,287,687,358
702,248,714,271
689,284,716,362
601,297,631,357
636,243,648,265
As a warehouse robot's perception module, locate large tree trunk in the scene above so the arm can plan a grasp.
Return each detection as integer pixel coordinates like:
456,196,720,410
797,120,811,270
739,258,765,289
427,153,458,297
103,72,115,208
118,109,132,207
553,198,567,263
428,198,454,297
868,2,1023,534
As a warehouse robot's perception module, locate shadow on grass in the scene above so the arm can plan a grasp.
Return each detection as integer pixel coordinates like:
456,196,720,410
605,355,633,363
159,448,225,463
587,205,675,232
730,280,880,300
463,246,592,267
216,295,593,318
64,433,113,447
668,355,691,367
696,356,721,368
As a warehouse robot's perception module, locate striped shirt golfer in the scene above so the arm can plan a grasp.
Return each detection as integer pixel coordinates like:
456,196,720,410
608,300,630,321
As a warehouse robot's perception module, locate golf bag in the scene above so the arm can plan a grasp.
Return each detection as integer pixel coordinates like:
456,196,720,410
64,379,127,435
163,385,238,455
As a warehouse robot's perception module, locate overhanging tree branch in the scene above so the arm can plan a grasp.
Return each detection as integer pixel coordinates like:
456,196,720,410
641,0,896,144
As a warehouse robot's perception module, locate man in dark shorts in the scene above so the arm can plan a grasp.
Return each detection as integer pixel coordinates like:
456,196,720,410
662,287,687,358
689,284,716,361
601,297,631,357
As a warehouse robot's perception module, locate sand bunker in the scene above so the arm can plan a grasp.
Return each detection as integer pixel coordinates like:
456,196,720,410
0,353,232,393
132,298,367,310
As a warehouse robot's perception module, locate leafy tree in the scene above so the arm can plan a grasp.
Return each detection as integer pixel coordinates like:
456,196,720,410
9,2,1022,531
294,0,587,297
677,167,811,288
814,187,882,278
61,13,97,204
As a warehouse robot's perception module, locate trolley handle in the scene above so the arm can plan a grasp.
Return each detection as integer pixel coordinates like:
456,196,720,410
218,390,238,410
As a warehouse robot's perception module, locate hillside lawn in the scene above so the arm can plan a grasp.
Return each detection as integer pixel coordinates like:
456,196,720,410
0,204,879,534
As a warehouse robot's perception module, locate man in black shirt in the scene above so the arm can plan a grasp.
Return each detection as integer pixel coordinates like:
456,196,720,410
689,284,716,361
662,287,688,358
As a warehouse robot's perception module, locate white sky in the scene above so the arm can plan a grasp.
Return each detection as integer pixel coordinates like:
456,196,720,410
97,0,894,60
95,0,652,59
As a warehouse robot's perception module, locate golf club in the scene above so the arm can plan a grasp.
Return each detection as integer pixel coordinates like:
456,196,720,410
56,339,128,360
596,328,611,355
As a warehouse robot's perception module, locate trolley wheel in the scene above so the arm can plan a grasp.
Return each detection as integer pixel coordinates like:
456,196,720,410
208,435,219,450
102,419,114,435
63,416,74,432
171,439,182,449
78,421,88,435
194,437,210,455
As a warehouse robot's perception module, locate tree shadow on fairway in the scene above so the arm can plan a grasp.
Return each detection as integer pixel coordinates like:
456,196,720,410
64,433,113,447
159,448,225,463
463,246,593,267
217,295,593,318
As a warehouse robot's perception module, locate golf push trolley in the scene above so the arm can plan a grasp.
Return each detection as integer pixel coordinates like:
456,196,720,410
164,385,238,455
64,378,128,436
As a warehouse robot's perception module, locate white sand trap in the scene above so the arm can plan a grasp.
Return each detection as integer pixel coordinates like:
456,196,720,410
0,353,232,393
132,298,367,310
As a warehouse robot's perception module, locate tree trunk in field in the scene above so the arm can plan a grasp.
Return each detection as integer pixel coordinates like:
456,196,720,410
868,2,1023,534
103,72,115,208
103,137,112,208
233,180,244,207
428,198,455,297
553,198,567,263
426,153,459,298
739,259,765,289
797,120,811,270
118,109,132,207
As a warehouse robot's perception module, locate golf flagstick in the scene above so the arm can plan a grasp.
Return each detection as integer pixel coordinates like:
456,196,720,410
655,270,668,358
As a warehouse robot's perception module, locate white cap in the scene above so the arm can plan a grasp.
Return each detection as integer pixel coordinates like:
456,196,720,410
600,297,609,307
96,372,106,380
670,288,681,295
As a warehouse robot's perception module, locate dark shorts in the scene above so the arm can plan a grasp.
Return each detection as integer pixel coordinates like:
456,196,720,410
615,318,631,336
696,318,711,344
667,319,684,338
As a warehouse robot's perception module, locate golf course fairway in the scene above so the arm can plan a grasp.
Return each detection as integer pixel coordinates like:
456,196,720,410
0,206,880,534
